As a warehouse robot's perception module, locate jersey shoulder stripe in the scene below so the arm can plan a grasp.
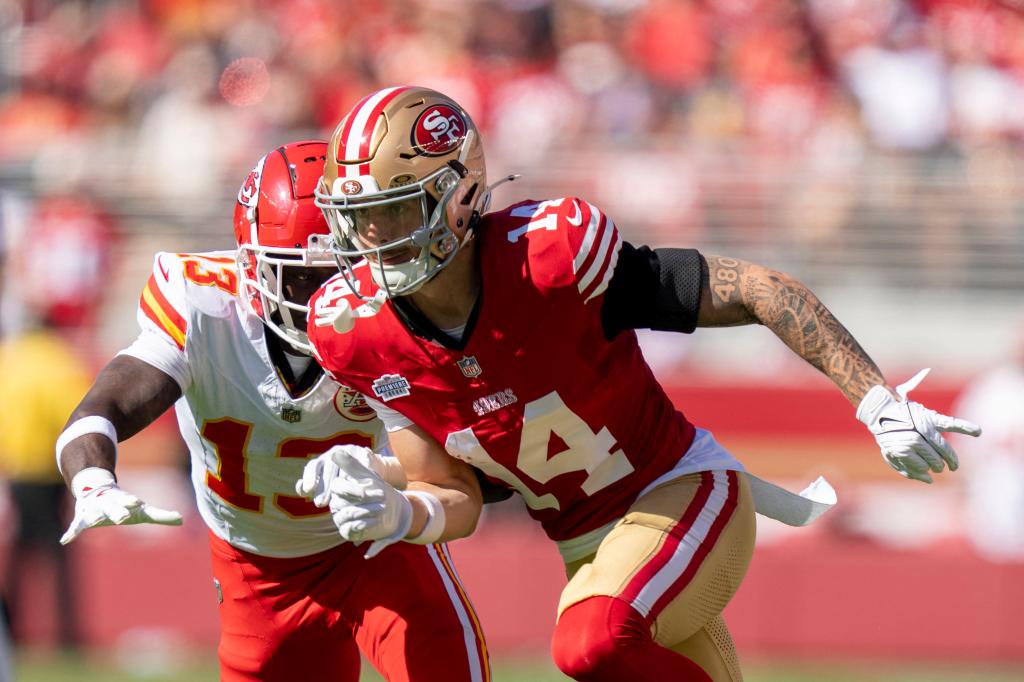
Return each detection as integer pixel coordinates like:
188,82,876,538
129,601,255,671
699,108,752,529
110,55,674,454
140,272,187,349
571,200,622,302
138,250,239,350
497,197,622,303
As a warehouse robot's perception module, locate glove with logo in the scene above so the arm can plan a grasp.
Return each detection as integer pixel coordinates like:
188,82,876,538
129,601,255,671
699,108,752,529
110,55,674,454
61,468,183,544
296,444,407,508
327,456,413,559
856,369,982,483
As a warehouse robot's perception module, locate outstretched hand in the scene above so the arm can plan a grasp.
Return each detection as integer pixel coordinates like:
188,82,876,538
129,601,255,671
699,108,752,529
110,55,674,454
857,369,982,483
61,468,182,545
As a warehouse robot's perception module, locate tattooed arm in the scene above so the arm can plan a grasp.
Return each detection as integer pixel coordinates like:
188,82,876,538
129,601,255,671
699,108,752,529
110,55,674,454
696,255,890,406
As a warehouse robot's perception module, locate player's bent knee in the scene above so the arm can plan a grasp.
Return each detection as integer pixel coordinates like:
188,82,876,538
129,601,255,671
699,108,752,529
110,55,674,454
551,596,649,679
552,596,714,681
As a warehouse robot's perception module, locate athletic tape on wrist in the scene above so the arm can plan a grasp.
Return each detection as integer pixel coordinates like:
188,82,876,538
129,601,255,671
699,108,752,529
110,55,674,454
70,467,117,498
403,491,446,545
56,416,118,475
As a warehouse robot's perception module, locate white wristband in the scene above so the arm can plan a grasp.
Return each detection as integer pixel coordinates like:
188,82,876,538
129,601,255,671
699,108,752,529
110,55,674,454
70,467,117,498
403,491,446,545
56,416,118,475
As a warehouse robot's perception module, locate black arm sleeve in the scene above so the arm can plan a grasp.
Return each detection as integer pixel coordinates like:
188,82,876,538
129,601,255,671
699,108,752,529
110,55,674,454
600,242,706,340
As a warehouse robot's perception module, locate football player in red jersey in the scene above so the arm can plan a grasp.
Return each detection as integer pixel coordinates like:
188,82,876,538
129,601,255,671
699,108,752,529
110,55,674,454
307,87,981,682
55,140,490,682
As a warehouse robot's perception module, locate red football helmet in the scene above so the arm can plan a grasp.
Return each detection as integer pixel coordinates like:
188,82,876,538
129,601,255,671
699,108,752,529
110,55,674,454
234,140,335,353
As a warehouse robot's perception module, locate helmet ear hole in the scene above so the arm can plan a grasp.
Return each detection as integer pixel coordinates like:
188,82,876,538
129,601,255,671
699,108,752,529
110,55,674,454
447,159,469,178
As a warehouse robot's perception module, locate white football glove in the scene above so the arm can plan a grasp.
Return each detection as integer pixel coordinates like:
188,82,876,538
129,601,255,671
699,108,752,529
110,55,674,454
327,455,413,559
61,468,183,545
856,369,982,483
295,444,406,508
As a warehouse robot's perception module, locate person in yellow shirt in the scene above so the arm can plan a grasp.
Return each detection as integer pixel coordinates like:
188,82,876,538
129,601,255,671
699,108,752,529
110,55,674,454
0,320,92,647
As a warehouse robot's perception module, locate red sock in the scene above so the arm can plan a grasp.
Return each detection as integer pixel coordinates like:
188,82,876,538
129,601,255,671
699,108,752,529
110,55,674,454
551,596,713,682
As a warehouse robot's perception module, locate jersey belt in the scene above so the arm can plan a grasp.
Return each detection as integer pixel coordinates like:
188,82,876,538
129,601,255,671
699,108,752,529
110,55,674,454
743,472,837,527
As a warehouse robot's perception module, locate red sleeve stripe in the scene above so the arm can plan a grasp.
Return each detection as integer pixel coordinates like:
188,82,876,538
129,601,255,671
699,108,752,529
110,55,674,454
576,211,620,301
582,228,622,303
571,201,604,274
140,276,186,350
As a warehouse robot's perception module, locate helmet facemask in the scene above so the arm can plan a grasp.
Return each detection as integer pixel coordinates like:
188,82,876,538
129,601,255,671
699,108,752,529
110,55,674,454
236,233,337,354
318,160,480,300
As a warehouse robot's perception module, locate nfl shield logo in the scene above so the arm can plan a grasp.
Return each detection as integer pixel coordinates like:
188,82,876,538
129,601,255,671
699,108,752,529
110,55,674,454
281,406,302,423
456,356,482,378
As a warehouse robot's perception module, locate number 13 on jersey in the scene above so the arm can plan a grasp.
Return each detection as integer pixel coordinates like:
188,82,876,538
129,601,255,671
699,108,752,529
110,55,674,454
201,418,373,517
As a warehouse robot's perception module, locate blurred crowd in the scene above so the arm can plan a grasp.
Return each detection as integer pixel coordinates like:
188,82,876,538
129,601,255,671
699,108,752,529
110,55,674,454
1,0,1022,295
4,0,1024,161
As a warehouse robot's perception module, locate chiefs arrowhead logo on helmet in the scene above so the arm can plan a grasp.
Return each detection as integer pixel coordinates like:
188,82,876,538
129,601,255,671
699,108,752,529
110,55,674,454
237,156,265,208
411,105,467,156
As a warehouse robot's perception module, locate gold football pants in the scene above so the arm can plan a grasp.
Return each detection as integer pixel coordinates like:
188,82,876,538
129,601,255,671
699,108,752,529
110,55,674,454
558,470,756,682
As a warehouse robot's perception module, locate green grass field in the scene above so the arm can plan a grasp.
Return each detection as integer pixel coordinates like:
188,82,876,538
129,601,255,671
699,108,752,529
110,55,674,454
12,650,1024,682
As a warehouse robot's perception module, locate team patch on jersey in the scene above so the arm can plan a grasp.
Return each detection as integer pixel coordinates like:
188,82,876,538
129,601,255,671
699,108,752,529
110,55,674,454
372,373,411,402
333,385,377,422
472,388,518,416
456,356,482,378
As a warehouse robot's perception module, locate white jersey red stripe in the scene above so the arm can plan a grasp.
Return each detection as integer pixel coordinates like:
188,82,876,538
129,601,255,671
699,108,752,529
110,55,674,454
620,470,739,621
340,86,410,177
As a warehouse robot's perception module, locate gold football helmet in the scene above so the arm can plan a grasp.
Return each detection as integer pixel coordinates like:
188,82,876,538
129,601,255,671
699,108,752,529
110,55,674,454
315,86,488,298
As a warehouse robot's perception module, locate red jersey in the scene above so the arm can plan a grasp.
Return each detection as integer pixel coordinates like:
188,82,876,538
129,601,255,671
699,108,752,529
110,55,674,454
308,197,697,541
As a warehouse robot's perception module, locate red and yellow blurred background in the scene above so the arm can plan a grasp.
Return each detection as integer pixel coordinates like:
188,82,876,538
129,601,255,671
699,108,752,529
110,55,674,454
1,0,1022,679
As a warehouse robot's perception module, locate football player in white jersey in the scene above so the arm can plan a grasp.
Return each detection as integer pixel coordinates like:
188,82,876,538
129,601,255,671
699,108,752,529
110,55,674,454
55,141,490,682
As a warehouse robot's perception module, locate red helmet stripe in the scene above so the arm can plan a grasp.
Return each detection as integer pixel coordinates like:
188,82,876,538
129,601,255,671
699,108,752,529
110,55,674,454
342,86,410,178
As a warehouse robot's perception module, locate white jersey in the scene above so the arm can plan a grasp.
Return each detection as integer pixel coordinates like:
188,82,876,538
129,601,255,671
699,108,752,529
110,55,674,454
120,251,384,557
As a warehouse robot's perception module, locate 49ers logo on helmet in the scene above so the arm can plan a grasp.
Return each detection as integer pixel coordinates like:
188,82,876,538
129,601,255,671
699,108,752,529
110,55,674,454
341,179,363,195
411,105,466,156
